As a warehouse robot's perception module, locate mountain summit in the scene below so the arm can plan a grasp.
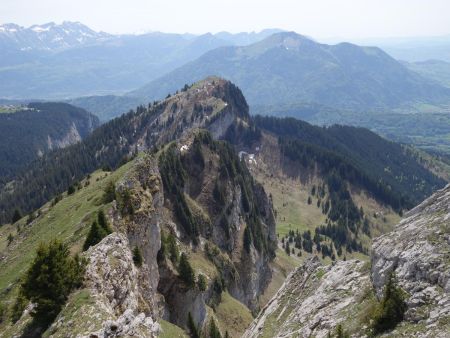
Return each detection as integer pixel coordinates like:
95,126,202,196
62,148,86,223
132,31,450,111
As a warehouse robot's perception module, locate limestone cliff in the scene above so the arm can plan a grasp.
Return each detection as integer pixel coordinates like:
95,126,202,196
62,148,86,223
244,184,450,338
372,183,450,335
46,233,160,338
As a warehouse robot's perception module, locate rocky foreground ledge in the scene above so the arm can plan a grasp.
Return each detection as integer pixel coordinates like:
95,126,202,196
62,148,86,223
372,183,450,333
244,185,450,338
46,233,160,338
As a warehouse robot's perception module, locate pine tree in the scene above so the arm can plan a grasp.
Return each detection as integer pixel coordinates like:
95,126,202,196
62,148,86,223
335,324,348,338
26,212,35,225
133,246,143,267
102,181,116,203
179,253,195,288
167,232,179,263
285,240,291,256
187,312,200,338
18,240,85,327
11,290,27,323
0,301,5,323
197,274,207,291
67,185,76,195
83,221,107,251
372,272,407,334
243,226,252,253
83,210,112,251
7,233,14,246
97,209,112,233
12,209,22,223
209,319,222,338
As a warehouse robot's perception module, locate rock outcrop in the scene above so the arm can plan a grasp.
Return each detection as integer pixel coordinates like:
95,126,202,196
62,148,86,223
372,183,450,336
114,154,164,318
245,184,450,338
46,233,160,338
243,258,371,338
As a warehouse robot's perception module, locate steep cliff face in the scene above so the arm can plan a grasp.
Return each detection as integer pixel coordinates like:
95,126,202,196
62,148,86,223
372,183,450,334
43,142,274,336
156,131,276,329
244,184,450,338
113,154,165,318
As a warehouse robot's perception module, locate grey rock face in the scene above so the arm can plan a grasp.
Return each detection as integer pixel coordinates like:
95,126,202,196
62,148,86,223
47,233,160,338
245,184,450,338
243,257,371,338
372,184,450,332
114,155,164,317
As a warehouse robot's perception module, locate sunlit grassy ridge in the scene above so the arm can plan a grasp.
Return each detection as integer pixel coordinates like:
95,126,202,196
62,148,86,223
0,161,134,330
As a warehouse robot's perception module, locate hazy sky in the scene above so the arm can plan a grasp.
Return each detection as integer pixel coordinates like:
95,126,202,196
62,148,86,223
1,0,450,38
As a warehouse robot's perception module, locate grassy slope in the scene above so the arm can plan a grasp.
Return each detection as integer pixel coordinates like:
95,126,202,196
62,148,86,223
0,162,133,332
252,160,399,255
241,142,400,313
215,292,254,338
159,319,189,338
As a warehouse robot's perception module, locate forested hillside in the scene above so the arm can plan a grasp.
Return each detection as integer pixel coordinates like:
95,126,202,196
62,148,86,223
254,116,445,209
1,79,446,229
0,78,247,224
0,102,98,178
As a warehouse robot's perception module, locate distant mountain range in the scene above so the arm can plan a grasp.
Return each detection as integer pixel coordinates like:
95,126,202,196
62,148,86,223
405,59,450,88
3,23,450,153
0,21,110,52
0,22,281,99
132,31,450,110
336,35,450,62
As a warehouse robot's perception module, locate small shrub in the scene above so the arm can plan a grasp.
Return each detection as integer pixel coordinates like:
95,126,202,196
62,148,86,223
371,272,407,334
197,274,207,291
83,211,112,251
178,253,195,288
67,185,76,195
12,209,22,224
133,246,143,267
209,319,222,338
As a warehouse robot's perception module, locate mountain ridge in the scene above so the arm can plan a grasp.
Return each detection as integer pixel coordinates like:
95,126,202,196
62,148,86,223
131,31,450,111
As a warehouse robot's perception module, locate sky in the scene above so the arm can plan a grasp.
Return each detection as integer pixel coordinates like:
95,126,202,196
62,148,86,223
1,0,450,39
